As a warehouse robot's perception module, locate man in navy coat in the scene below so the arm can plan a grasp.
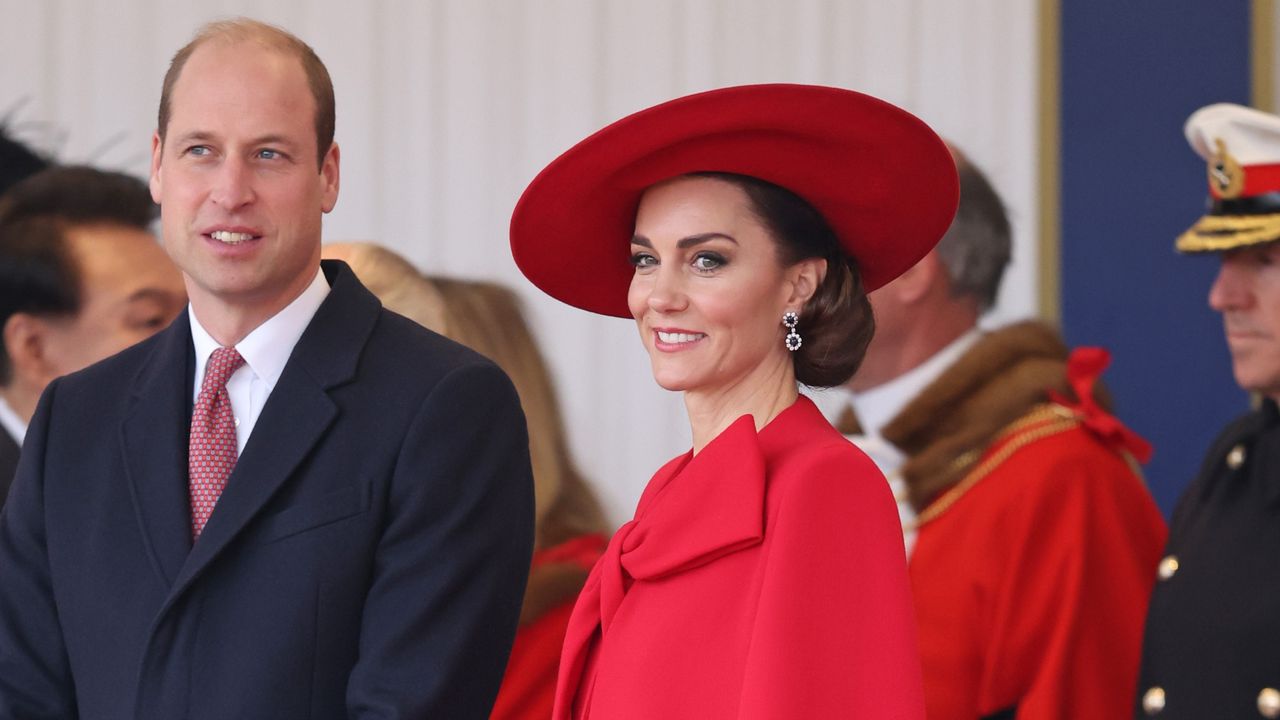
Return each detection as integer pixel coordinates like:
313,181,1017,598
0,18,535,719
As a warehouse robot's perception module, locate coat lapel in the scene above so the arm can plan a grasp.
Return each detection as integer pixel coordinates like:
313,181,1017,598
165,261,379,604
120,313,196,588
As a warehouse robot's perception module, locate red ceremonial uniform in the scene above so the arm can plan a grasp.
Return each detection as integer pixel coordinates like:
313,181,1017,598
553,397,925,719
910,407,1167,719
827,324,1168,719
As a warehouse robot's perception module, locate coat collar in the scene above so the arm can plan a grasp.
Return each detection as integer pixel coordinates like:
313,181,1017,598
616,411,767,584
554,397,828,720
880,321,1074,510
121,260,379,597
1200,398,1280,507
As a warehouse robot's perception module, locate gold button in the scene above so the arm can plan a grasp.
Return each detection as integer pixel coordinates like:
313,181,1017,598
1143,686,1165,715
1259,687,1280,718
1158,555,1179,581
1227,443,1247,469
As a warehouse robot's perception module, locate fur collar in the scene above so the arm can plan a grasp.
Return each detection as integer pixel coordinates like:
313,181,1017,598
878,321,1081,511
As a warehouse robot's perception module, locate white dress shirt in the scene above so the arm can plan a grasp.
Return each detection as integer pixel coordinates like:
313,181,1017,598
809,328,982,556
189,268,330,455
0,395,27,447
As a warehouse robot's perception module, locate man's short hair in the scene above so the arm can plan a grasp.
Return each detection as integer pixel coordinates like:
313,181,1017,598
0,166,158,384
935,148,1012,312
157,18,335,169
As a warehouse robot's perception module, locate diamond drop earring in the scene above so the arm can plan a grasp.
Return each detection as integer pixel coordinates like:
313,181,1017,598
782,311,802,352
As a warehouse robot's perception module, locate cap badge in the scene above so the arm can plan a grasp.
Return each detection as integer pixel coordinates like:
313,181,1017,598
1210,138,1245,199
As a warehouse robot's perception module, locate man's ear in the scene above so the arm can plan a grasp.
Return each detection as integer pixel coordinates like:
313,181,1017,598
149,131,164,204
785,257,828,309
889,250,945,305
4,313,59,388
320,142,340,213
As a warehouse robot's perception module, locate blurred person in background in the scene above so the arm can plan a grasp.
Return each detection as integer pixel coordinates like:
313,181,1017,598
324,241,609,720
812,146,1166,719
0,166,186,498
1137,103,1280,719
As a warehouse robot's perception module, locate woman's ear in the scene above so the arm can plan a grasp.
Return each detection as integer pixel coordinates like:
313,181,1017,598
785,257,828,309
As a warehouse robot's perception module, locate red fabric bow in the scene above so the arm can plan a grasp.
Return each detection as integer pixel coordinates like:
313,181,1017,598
1049,347,1154,464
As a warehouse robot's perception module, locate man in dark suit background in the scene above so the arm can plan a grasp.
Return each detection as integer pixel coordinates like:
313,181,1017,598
0,166,186,500
0,129,51,490
0,17,534,719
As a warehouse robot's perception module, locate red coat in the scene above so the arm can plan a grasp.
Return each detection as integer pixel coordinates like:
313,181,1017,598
910,409,1167,719
554,397,925,719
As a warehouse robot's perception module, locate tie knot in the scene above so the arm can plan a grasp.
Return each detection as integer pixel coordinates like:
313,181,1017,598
203,347,245,388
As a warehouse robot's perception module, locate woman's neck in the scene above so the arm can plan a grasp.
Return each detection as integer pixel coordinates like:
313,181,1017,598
683,353,799,454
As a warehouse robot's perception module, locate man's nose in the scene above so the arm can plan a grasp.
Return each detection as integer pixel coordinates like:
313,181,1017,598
209,157,255,210
1209,258,1251,312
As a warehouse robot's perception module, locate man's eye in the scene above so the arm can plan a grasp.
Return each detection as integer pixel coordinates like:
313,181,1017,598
186,145,210,157
257,149,280,160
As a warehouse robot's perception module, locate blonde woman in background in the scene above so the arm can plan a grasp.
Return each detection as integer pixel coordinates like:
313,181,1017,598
324,242,608,720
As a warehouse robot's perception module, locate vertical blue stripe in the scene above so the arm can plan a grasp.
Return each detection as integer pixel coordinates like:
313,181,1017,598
1060,1,1252,515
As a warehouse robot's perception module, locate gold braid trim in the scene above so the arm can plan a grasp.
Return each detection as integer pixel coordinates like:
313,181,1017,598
1176,213,1280,252
907,404,1081,531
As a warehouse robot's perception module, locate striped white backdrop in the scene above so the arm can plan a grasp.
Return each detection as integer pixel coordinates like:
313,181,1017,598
0,0,1039,524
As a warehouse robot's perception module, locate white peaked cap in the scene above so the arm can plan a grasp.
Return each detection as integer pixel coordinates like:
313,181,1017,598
1176,102,1280,253
1185,103,1280,167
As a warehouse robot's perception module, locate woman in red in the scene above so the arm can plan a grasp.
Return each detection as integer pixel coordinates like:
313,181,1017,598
509,84,957,719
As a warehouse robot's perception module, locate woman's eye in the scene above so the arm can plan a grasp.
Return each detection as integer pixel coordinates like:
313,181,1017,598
630,252,657,269
692,253,725,271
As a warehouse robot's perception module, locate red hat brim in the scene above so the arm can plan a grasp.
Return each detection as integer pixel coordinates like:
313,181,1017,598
510,83,959,318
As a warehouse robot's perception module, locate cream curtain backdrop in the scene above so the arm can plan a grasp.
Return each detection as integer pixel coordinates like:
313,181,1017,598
0,0,1039,525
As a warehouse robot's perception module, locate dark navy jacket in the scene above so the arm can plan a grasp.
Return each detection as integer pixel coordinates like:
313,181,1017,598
0,260,534,719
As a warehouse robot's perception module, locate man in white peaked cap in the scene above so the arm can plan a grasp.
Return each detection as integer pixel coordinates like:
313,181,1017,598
1136,103,1280,719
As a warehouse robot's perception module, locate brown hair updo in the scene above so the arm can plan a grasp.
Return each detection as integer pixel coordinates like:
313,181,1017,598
692,172,875,388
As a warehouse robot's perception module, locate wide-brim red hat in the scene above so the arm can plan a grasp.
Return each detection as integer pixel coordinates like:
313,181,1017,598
510,83,959,318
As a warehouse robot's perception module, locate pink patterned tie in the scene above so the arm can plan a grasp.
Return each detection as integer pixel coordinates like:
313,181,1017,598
188,346,245,540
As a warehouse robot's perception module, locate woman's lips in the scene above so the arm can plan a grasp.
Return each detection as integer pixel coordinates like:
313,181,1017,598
653,328,706,351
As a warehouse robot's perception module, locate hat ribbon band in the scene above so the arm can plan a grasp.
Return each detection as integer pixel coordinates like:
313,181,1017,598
1210,162,1280,199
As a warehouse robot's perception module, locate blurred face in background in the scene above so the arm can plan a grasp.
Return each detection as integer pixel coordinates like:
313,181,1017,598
1209,241,1280,401
34,223,186,382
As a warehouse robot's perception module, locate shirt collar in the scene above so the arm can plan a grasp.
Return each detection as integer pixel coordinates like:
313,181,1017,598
0,395,26,446
189,267,330,391
850,327,983,437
